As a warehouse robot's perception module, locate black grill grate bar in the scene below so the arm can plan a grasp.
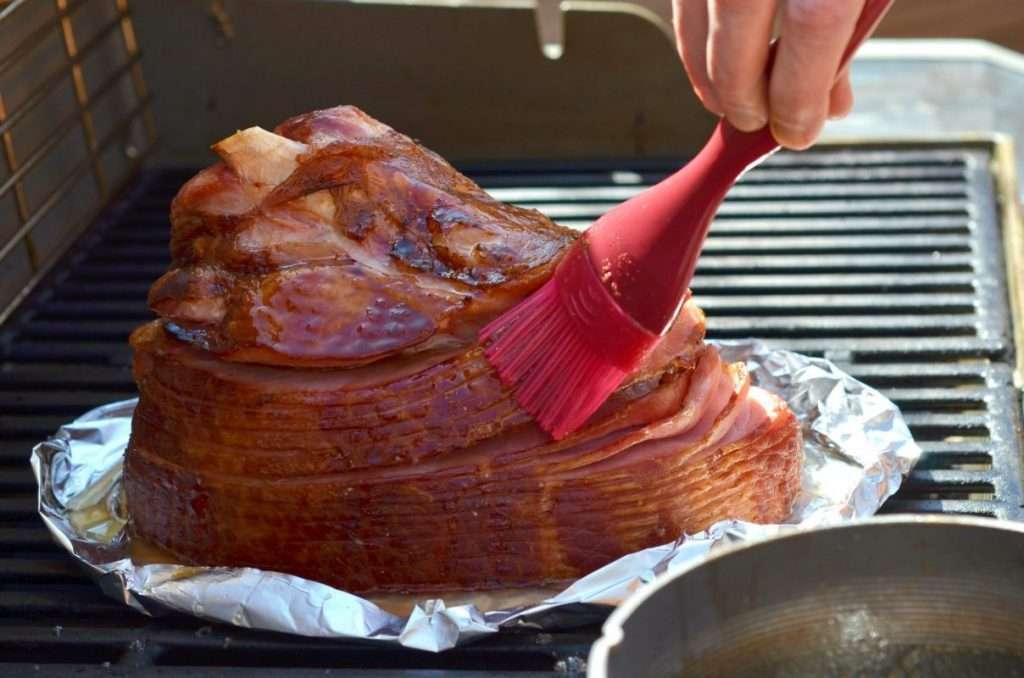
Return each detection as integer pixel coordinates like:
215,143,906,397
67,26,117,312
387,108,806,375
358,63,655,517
698,252,975,269
0,661,554,678
749,336,1006,360
0,558,85,580
102,231,174,245
81,246,171,262
0,623,579,654
907,469,997,484
708,314,981,333
918,440,999,454
0,469,34,491
1,391,136,415
19,321,141,341
0,442,46,467
63,263,170,280
464,149,970,175
758,149,969,167
691,272,976,294
732,167,968,185
843,363,1004,382
534,198,971,220
2,343,132,365
0,527,62,547
0,490,32,507
696,293,977,314
0,363,134,389
49,282,154,300
881,389,988,411
0,626,594,675
706,216,970,235
488,181,970,203
0,494,35,517
468,165,969,188
903,412,990,432
918,454,995,471
98,210,171,224
0,591,141,618
0,413,86,437
35,301,153,320
698,234,972,253
880,501,1000,517
915,455,993,473
903,476,998,506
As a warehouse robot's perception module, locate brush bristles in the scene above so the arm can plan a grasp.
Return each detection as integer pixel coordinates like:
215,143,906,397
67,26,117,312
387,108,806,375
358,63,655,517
480,278,628,440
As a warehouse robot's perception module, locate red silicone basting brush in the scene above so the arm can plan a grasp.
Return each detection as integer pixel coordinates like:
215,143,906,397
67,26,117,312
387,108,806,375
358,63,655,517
481,0,893,440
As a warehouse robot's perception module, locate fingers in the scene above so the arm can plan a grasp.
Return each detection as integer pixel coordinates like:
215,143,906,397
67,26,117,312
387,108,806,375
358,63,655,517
674,0,721,114
706,0,777,131
676,0,867,144
769,0,865,149
828,69,854,120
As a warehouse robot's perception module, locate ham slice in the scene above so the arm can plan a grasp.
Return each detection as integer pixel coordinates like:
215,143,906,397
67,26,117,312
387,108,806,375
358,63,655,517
125,106,802,593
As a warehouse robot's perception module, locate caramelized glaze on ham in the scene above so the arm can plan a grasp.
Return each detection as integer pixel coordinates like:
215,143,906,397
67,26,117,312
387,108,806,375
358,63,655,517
151,107,574,367
125,106,802,593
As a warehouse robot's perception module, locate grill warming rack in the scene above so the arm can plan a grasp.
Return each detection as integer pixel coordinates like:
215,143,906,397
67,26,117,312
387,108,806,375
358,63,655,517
1,143,1023,675
0,0,156,326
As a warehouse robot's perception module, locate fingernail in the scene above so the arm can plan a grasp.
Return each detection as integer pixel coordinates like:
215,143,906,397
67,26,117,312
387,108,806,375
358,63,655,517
771,117,818,150
698,92,724,117
730,111,769,132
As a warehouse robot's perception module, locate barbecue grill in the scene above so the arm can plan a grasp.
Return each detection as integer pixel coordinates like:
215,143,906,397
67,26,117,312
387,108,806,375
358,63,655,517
2,1,1024,676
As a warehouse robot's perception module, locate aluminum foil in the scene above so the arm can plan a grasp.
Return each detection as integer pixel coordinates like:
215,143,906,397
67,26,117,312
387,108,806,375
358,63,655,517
30,340,921,652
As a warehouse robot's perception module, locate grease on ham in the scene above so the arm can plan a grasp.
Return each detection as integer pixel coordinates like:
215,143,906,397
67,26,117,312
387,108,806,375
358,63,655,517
125,105,802,593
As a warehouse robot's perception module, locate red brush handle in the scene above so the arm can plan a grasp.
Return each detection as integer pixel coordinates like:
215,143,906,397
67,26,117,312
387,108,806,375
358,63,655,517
585,0,893,334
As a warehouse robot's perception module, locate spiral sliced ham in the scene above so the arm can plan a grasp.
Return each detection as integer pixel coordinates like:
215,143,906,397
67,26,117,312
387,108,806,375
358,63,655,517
125,106,802,593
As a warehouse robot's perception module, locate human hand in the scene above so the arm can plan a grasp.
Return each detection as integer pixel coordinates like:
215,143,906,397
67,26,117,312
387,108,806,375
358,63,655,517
673,0,870,149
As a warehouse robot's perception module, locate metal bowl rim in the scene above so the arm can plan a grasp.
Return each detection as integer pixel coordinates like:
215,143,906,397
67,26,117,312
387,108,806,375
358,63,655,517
586,514,1024,678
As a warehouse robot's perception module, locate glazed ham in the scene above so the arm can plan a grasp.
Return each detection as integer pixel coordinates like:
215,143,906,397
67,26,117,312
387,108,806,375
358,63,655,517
125,106,802,593
148,108,573,367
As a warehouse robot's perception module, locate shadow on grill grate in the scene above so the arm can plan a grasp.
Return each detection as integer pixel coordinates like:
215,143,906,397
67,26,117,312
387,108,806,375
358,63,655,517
1,146,1022,675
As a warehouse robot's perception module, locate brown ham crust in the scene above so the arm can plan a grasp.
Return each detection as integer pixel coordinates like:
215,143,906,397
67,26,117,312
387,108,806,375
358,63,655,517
127,330,800,592
128,298,706,476
125,106,803,593
150,106,575,367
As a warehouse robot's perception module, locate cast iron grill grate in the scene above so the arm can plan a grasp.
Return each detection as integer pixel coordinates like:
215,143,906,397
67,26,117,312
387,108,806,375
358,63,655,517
1,144,1022,676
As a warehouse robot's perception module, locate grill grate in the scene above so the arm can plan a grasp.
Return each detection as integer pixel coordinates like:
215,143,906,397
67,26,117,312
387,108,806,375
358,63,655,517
1,142,1022,675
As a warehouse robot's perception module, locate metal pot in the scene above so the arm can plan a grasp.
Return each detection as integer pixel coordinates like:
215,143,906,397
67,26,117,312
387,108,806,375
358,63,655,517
588,516,1024,677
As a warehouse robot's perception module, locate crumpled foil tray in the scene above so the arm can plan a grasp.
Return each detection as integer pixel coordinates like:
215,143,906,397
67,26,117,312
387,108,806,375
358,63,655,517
30,340,921,651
